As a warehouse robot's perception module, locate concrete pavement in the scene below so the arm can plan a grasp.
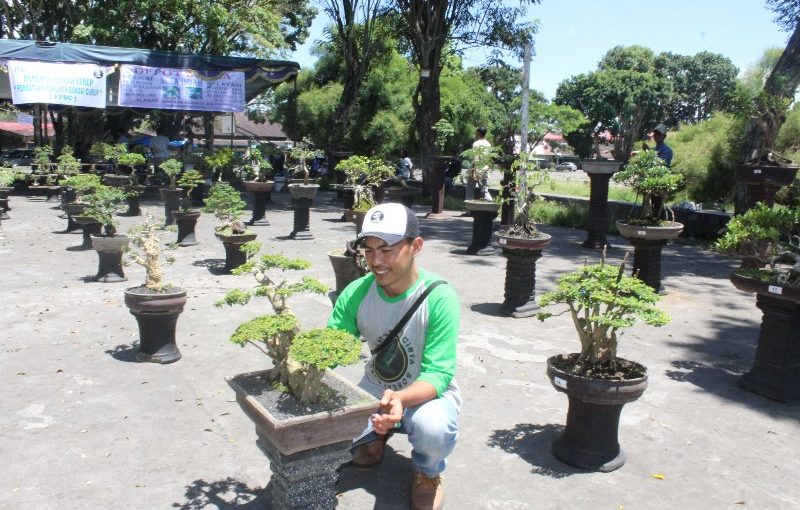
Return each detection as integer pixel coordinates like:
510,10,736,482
1,188,798,510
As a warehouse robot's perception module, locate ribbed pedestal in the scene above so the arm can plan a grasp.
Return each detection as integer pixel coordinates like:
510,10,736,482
467,209,498,255
629,238,667,292
582,172,613,249
501,247,543,317
290,197,314,240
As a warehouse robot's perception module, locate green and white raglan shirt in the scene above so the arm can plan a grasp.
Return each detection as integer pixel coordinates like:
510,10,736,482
328,268,461,401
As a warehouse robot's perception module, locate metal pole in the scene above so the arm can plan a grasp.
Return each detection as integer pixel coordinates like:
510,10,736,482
518,42,532,217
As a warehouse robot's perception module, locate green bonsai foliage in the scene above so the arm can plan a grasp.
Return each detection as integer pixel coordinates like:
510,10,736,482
432,119,455,154
537,252,669,377
289,138,323,184
716,202,799,271
338,155,395,211
0,168,23,187
460,145,501,200
203,181,247,233
497,151,553,238
59,173,104,198
246,147,274,181
127,213,175,292
117,151,146,171
203,147,235,178
83,185,130,234
32,145,53,172
176,169,205,211
159,159,183,189
217,251,356,404
56,148,82,176
613,150,683,225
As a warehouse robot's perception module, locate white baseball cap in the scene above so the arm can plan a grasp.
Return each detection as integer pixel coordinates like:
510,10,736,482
653,124,668,135
356,203,420,246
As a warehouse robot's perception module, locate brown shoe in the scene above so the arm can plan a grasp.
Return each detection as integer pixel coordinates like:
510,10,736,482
351,433,389,468
410,472,444,510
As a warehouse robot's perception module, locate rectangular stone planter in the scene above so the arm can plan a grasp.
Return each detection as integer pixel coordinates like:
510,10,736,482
227,369,377,509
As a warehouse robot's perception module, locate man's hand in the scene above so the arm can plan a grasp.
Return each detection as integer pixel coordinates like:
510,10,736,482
371,389,403,435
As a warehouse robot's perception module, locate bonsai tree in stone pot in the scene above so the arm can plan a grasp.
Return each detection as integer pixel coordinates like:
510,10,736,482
715,202,800,401
242,147,275,226
159,158,184,227
427,118,455,218
203,181,256,273
171,169,206,247
460,144,502,255
337,155,394,232
124,213,186,363
84,185,131,282
286,140,324,239
494,151,553,317
58,174,105,245
102,143,144,187
612,150,685,292
203,147,236,183
219,251,376,509
537,252,669,471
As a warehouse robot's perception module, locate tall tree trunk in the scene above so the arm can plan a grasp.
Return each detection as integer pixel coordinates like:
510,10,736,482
412,50,442,194
737,20,800,213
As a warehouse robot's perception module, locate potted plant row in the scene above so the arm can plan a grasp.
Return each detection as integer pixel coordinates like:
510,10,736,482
218,250,376,508
172,169,206,247
84,185,131,282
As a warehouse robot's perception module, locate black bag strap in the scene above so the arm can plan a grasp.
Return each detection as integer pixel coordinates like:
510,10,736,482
370,280,447,356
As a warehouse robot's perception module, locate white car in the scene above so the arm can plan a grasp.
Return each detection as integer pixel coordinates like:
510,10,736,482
555,162,577,171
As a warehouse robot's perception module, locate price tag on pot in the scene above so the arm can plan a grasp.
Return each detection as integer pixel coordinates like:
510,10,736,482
753,168,762,174
768,285,783,295
553,376,567,389
637,230,647,236
498,237,507,245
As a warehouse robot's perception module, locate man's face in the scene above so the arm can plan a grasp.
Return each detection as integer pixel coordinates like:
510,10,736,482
653,131,665,144
361,236,421,296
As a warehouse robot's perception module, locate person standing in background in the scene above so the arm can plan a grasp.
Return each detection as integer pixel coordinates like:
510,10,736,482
398,149,413,179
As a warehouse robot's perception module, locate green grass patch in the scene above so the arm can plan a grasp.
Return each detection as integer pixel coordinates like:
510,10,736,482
545,179,640,203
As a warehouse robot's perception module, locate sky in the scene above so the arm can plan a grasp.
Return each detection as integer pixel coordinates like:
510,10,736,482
289,0,792,100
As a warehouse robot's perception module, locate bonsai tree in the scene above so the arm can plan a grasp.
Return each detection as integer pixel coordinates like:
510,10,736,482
0,167,23,188
217,250,361,404
460,145,501,201
203,181,247,234
176,169,206,211
56,148,82,176
159,159,183,189
32,145,54,174
58,173,104,199
127,213,176,292
716,202,799,272
102,143,144,173
83,184,130,235
246,147,274,182
203,147,236,182
432,119,455,155
537,252,670,377
613,150,684,225
497,151,553,238
288,138,323,185
338,155,395,211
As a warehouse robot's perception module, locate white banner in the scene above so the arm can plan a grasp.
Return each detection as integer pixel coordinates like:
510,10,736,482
118,65,245,112
8,60,107,108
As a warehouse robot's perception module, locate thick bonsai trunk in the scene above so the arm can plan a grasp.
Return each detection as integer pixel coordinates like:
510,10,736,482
737,20,800,213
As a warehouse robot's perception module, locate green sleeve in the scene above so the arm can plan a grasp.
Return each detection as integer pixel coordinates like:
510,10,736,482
327,274,374,337
416,283,460,396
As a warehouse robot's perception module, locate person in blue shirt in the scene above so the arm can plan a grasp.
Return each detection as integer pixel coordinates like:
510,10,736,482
649,123,673,167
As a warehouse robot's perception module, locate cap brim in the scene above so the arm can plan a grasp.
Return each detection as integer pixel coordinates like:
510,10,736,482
354,232,406,247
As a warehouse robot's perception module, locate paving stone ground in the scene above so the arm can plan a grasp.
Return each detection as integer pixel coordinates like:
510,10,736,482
1,188,799,510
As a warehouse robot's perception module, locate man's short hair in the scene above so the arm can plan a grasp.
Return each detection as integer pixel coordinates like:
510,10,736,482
476,126,487,137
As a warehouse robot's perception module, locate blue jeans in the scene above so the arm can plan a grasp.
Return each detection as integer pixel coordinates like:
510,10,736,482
356,388,461,477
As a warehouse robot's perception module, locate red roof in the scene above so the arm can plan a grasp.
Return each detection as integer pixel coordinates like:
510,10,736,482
0,121,53,137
